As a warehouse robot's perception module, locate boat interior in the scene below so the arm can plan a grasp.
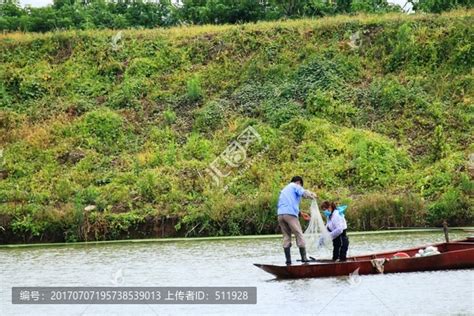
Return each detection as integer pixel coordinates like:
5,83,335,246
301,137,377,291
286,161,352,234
349,239,474,262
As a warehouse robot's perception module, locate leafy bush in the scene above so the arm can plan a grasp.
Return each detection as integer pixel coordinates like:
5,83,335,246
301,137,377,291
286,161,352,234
351,0,401,13
19,78,47,100
427,188,473,226
367,77,408,111
183,133,212,160
194,100,226,133
430,125,449,161
0,110,21,139
349,134,411,188
97,182,133,210
417,154,464,199
280,118,308,143
107,78,147,109
231,82,274,116
125,58,160,78
80,108,124,152
263,99,302,127
11,214,46,240
413,0,473,13
385,23,416,72
306,89,356,122
186,76,203,102
0,83,13,108
54,178,76,202
105,212,145,239
162,108,177,126
75,186,100,207
292,57,346,99
136,171,159,203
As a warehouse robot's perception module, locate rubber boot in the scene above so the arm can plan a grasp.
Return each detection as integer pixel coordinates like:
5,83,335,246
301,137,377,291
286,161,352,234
284,247,291,265
299,247,310,263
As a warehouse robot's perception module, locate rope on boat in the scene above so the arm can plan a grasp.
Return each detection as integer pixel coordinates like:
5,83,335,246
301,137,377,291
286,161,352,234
371,258,386,273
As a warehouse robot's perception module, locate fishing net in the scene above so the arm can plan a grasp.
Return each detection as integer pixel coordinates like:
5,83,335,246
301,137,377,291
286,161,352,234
304,199,332,257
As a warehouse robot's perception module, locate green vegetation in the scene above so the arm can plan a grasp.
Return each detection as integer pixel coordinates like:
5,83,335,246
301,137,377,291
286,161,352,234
1,0,473,33
0,10,473,243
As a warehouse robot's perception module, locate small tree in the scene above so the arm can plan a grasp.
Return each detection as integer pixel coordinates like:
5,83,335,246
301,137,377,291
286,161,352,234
409,0,473,13
431,125,449,162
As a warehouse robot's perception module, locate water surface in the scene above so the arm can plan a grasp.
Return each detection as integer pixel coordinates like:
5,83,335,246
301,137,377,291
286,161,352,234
1,232,473,315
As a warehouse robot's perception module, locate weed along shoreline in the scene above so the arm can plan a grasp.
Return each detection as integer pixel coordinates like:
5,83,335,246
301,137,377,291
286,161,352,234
1,227,473,249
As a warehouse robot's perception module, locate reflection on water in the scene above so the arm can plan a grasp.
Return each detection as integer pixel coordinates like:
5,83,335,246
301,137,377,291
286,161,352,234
0,232,473,315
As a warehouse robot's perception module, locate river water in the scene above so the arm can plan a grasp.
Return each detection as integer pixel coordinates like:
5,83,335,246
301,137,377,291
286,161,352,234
1,232,473,315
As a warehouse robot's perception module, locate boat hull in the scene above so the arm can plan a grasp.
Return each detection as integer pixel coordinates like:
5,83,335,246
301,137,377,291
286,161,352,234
254,239,474,279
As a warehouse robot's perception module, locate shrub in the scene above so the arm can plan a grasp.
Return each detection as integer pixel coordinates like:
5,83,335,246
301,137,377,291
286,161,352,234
80,108,124,152
82,211,146,241
125,58,160,78
194,100,226,133
19,77,47,100
292,57,345,99
306,89,356,122
9,204,54,241
97,182,132,209
11,214,46,240
98,60,125,78
349,133,411,188
231,82,274,116
162,108,177,126
413,0,473,13
430,125,449,162
107,78,147,109
385,22,416,72
417,153,464,199
183,133,212,160
351,0,401,12
0,84,13,108
186,75,203,102
75,184,102,206
136,171,159,203
367,77,408,111
66,72,109,98
263,99,302,127
427,188,473,226
105,212,145,239
63,206,85,242
0,110,21,137
68,98,96,116
419,169,453,200
280,117,308,143
54,178,76,202
347,193,426,230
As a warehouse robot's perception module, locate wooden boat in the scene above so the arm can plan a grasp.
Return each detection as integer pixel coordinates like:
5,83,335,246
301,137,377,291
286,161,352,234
254,237,474,279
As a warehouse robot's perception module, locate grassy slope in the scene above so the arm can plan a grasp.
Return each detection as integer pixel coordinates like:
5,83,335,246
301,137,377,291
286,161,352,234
0,11,473,243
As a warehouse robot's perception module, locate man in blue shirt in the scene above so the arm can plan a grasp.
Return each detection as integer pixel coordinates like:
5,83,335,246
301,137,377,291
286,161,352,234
277,176,316,264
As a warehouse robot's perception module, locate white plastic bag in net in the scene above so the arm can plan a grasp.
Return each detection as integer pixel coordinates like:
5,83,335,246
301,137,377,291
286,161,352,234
304,199,332,257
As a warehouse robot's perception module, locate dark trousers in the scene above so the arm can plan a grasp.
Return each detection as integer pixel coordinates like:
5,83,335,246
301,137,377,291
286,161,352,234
332,230,349,261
